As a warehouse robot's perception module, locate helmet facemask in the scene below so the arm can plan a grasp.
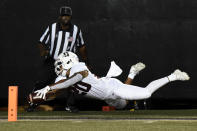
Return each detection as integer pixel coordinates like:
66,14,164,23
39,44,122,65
54,52,79,76
54,60,65,76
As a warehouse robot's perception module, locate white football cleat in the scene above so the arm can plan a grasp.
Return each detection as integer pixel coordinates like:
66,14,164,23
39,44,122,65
128,62,146,79
106,61,122,78
130,62,146,75
168,69,190,81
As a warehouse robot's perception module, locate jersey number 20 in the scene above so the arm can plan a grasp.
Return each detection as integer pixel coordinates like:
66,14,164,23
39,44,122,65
73,82,91,95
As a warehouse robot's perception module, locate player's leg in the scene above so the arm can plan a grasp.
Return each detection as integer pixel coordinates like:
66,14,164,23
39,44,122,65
146,69,190,94
124,62,146,109
65,90,79,113
113,69,190,100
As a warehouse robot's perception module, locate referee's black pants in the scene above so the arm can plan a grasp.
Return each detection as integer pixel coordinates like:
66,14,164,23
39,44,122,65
34,57,76,110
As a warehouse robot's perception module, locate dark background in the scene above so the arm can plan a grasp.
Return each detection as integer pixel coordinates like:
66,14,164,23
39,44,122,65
0,0,196,109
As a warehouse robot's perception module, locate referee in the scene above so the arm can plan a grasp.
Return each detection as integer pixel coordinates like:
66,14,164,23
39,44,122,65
29,6,88,112
39,6,87,62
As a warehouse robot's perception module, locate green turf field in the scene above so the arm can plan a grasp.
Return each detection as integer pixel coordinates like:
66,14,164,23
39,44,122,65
1,120,197,131
1,110,197,131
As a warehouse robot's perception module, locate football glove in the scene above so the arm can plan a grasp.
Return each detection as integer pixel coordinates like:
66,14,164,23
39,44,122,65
35,86,51,100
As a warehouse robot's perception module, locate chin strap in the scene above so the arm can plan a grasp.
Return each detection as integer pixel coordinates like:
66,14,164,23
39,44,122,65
61,69,67,77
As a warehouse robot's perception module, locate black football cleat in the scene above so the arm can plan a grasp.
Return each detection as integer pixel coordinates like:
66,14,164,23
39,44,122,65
26,93,39,112
26,103,38,112
65,106,79,113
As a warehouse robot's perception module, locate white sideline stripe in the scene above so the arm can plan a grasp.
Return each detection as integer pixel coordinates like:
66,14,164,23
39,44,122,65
0,115,104,117
1,119,197,122
1,115,197,118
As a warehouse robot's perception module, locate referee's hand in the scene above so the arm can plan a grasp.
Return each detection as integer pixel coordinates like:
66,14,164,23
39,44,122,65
40,50,50,61
40,50,49,57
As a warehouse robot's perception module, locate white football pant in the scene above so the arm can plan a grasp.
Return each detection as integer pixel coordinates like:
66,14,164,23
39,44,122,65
105,77,169,109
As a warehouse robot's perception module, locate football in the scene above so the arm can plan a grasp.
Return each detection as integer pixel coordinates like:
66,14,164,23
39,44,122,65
27,92,45,105
27,89,67,105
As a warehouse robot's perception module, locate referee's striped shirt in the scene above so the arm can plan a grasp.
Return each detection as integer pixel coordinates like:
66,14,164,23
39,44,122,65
39,22,85,60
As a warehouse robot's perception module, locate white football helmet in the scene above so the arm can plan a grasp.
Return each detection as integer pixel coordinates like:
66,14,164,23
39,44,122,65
54,51,79,76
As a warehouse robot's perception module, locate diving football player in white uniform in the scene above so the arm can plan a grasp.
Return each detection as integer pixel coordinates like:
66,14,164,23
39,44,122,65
35,52,190,109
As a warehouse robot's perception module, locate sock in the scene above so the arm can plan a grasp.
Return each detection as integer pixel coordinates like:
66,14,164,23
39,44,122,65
128,73,136,79
167,74,176,81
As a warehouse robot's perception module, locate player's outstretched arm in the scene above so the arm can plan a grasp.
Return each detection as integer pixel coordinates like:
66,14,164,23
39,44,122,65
35,70,88,99
49,71,88,90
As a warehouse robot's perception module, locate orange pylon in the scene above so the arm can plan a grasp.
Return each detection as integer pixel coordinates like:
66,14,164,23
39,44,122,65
8,86,18,121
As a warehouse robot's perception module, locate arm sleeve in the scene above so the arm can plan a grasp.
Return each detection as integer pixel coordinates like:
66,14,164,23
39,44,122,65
39,26,50,45
76,29,85,47
50,73,83,90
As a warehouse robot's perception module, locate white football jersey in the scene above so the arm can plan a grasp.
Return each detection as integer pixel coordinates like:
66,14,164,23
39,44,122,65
68,62,114,100
55,62,128,109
